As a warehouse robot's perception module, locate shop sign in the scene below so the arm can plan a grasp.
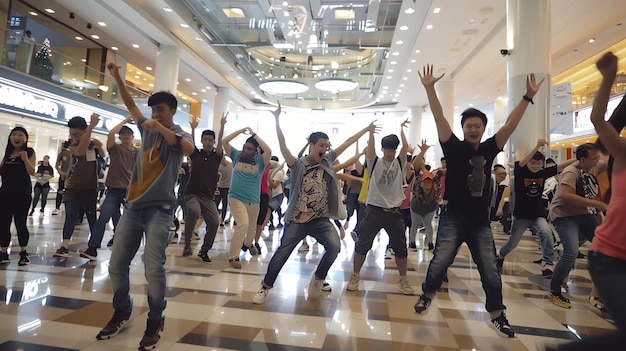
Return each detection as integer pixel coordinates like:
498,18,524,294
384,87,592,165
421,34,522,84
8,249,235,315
0,83,63,120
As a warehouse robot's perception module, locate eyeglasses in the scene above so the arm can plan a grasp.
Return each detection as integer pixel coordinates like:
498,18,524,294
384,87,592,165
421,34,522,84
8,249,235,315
495,172,507,176
69,132,82,137
243,145,256,151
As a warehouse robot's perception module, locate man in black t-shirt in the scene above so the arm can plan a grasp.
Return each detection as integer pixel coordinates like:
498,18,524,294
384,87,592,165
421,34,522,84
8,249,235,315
412,64,543,339
497,139,576,277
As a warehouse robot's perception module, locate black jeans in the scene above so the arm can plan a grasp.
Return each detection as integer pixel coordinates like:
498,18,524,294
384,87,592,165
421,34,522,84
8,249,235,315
32,184,51,210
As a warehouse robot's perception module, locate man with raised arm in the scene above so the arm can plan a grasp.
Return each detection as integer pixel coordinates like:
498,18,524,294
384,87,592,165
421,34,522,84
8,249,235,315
412,64,543,339
253,102,376,304
96,62,193,351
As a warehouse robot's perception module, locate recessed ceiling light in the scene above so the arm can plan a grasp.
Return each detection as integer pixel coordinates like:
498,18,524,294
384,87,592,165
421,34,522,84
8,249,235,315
192,92,197,95
223,8,246,18
134,75,139,79
426,24,433,30
180,23,189,28
469,18,475,24
206,86,212,90
334,8,355,20
410,59,416,63
201,89,206,93
386,76,392,79
44,8,55,14
128,69,133,72
145,66,152,71
97,22,106,26
163,7,173,12
149,83,154,87
589,38,596,43
390,61,397,65
236,76,242,79
91,34,100,39
400,84,405,88
185,78,191,82
195,37,204,41
392,51,399,56
81,58,87,62
415,49,421,54
202,99,207,102
143,78,147,81
407,69,412,72
433,8,441,14
402,77,408,80
404,8,415,14
136,71,141,75
400,25,408,31
388,69,394,73
395,40,404,45
111,46,119,51
75,36,83,41
132,44,140,48
28,11,38,16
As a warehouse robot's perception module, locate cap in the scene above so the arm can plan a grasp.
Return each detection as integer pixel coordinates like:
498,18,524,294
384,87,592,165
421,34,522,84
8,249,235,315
422,171,434,180
119,126,133,134
381,134,400,150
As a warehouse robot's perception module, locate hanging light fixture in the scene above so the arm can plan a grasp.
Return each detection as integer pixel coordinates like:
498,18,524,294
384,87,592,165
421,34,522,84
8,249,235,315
315,78,358,93
259,79,309,94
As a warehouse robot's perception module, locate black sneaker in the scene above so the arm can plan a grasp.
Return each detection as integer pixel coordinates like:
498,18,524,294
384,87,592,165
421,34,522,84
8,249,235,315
198,251,212,264
96,309,131,340
18,251,31,266
241,244,249,252
80,247,98,261
182,244,192,257
496,255,504,274
427,242,434,251
254,243,262,255
413,294,432,314
107,237,114,247
40,208,45,213
0,251,9,264
408,242,417,251
491,312,515,338
139,318,164,351
577,251,587,259
53,247,70,258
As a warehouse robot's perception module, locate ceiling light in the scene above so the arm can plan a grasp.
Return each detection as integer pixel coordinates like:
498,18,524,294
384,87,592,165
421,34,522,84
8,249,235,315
192,92,197,96
98,22,106,26
392,52,399,56
75,36,83,41
407,69,412,72
335,8,355,20
185,78,191,82
195,37,204,41
402,77,408,80
390,61,397,65
111,46,119,51
410,59,416,63
132,44,140,48
180,23,189,28
259,79,309,94
415,49,421,53
28,11,38,16
146,66,152,71
386,76,392,79
400,84,405,87
395,40,404,45
433,8,441,14
589,38,596,43
136,71,141,75
202,99,207,102
426,24,433,30
331,61,339,69
388,69,394,73
44,8,55,14
163,7,173,12
315,78,358,93
223,8,246,18
134,75,139,79
404,8,415,14
91,34,100,39
400,25,408,31
80,58,87,62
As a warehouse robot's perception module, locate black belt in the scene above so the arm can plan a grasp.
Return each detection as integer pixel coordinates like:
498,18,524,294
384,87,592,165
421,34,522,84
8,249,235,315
368,204,400,213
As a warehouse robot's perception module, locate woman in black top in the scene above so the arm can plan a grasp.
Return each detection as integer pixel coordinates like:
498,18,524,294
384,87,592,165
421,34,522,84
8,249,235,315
0,127,36,266
30,155,54,216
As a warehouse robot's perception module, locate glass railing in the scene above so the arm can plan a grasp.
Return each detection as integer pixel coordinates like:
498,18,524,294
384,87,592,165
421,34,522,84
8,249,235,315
1,28,150,104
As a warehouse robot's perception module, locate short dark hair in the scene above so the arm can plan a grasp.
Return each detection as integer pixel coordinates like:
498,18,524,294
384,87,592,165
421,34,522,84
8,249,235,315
246,136,259,148
148,91,177,110
271,155,279,161
546,158,556,165
493,164,505,171
460,108,488,127
309,132,329,145
575,143,597,160
440,157,446,161
425,165,432,171
68,116,87,130
119,126,133,135
201,130,215,138
531,151,546,161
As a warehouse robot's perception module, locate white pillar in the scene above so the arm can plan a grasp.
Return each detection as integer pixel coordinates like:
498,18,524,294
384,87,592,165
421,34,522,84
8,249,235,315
154,45,180,94
408,106,422,145
213,87,230,132
506,0,551,161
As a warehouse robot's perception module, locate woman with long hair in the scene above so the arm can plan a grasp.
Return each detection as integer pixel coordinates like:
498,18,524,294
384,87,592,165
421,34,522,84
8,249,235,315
0,127,36,265
30,155,54,216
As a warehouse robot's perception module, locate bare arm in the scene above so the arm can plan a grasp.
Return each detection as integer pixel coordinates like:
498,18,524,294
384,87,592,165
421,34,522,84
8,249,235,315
221,127,247,157
556,158,577,172
419,65,453,143
366,125,376,160
189,117,199,147
335,121,378,158
333,150,365,172
107,63,144,124
18,150,36,175
108,115,133,149
337,173,365,183
398,119,410,163
519,139,547,167
411,139,430,171
250,131,272,166
75,113,100,156
215,113,227,157
495,74,544,149
272,102,296,167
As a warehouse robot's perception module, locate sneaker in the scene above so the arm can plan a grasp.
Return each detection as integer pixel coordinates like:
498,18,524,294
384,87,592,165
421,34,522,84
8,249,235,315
228,257,242,269
219,222,225,227
418,226,426,232
491,312,515,338
496,255,504,274
542,263,554,278
308,276,322,298
322,281,332,292
276,223,284,229
350,230,358,242
28,210,34,216
427,242,434,251
589,296,607,312
241,244,249,252
249,244,258,255
53,247,70,258
80,247,98,261
0,251,9,264
297,242,309,252
254,243,262,255
138,318,164,351
339,227,346,240
40,208,45,213
268,223,275,230
107,237,114,247
533,258,543,264
549,292,572,309
343,219,349,230
96,309,132,340
442,273,449,283
413,294,432,314
182,244,192,257
408,242,417,251
51,209,60,215
346,272,360,291
384,248,394,259
253,287,269,304
398,277,415,295
198,251,212,264
577,251,587,259
18,251,30,266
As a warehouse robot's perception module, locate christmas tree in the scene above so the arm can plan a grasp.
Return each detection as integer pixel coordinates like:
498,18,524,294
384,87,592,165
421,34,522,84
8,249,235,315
32,37,53,80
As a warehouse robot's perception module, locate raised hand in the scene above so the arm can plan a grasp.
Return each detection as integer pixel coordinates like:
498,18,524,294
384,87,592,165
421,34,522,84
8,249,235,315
220,112,228,126
272,101,282,118
106,62,120,76
367,121,381,134
417,139,431,152
243,127,255,135
90,113,101,127
536,138,548,147
525,73,545,98
407,144,416,155
418,64,445,88
596,52,618,80
189,116,200,129
18,150,29,162
142,119,160,132
401,119,411,128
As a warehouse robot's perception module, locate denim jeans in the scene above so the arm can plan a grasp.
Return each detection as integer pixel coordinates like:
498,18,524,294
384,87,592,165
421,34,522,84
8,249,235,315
88,188,125,248
32,185,50,210
63,201,96,240
108,204,173,320
499,216,554,265
422,210,505,312
550,214,599,292
262,218,340,288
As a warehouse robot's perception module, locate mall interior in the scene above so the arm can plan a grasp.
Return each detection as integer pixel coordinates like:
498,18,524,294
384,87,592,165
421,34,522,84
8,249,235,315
0,0,624,350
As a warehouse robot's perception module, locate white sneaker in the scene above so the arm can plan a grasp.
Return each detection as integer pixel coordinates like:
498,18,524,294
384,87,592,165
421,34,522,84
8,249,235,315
322,281,332,292
346,272,360,291
253,288,269,304
343,219,349,230
308,276,322,298
297,242,309,252
350,231,358,242
51,209,59,215
385,248,394,259
398,277,415,295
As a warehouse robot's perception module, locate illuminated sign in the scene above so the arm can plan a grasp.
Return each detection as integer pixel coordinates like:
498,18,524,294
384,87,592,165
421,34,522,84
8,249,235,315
0,83,61,118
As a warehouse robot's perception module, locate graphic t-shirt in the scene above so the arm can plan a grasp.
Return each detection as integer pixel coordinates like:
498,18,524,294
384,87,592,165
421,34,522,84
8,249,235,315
513,162,557,219
293,166,329,223
228,149,265,204
35,164,54,186
185,148,222,198
442,135,501,223
549,161,602,221
366,156,406,208
0,148,35,193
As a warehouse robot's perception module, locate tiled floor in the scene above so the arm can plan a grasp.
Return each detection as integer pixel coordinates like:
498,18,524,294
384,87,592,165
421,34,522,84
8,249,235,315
0,207,616,350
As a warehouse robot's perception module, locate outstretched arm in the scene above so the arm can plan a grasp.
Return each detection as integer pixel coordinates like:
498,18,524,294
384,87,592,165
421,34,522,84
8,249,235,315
248,128,272,166
189,117,199,147
411,139,430,171
215,113,227,157
273,102,297,167
519,139,547,167
108,115,133,149
335,121,379,157
333,148,366,172
419,64,453,143
107,63,144,124
76,113,100,156
495,74,545,149
399,119,410,162
221,127,247,157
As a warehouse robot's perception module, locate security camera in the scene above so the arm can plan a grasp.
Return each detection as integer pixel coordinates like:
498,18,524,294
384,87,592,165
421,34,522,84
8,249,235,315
69,12,75,19
500,49,511,56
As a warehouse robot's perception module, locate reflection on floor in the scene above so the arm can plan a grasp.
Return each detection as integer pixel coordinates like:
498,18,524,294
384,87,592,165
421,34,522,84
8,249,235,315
0,207,616,351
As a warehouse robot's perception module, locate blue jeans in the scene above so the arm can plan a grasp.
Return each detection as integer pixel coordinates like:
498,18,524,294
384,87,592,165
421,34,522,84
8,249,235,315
262,218,340,288
422,210,505,312
88,188,125,248
550,214,600,292
499,216,554,265
108,204,173,320
353,202,366,233
63,202,96,240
